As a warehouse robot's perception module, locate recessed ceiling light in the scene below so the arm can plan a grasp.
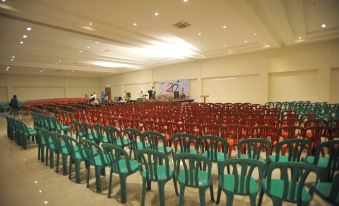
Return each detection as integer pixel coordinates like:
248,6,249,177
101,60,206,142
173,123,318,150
79,50,83,53
22,35,27,38
2,0,7,2
263,44,271,48
154,12,159,16
223,44,226,47
40,70,43,73
198,32,202,36
39,190,42,193
44,201,48,205
222,25,227,29
95,41,99,44
6,66,10,69
133,23,137,26
89,22,93,26
183,0,188,2
243,40,248,43
321,23,326,28
86,46,90,49
10,59,14,61
298,36,302,40
20,41,24,44
12,56,15,58
71,70,74,73
26,27,31,31
204,48,207,51
253,33,257,36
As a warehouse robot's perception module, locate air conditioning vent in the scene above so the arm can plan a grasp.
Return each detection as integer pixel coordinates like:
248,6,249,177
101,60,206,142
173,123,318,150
173,21,191,29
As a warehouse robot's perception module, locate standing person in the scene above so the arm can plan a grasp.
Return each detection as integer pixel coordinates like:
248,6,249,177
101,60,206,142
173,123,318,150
9,95,19,115
100,91,105,102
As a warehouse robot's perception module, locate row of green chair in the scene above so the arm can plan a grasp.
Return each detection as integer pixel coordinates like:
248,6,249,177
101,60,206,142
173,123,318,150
0,101,10,112
32,112,71,135
5,115,37,149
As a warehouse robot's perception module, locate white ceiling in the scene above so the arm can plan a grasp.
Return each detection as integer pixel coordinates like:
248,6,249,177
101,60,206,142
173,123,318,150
0,0,339,77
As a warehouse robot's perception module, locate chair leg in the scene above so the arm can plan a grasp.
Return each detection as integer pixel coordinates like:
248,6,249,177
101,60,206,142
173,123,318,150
75,160,81,183
45,148,49,166
179,184,185,206
120,175,127,203
158,182,166,206
62,155,67,175
199,188,207,206
86,163,90,188
38,145,41,160
173,176,179,196
41,146,45,162
56,153,60,172
225,192,234,206
108,169,113,198
257,188,264,206
68,158,72,179
50,151,54,169
209,185,214,201
141,178,147,206
271,197,282,206
249,194,257,206
147,180,152,191
216,187,222,204
95,166,102,192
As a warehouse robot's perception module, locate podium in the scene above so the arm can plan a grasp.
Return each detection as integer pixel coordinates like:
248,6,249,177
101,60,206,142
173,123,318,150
200,95,209,103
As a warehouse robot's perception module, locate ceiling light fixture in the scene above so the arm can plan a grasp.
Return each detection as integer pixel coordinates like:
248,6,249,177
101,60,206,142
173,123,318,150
95,41,99,44
92,61,136,68
154,12,159,16
183,0,188,2
20,41,24,44
22,35,27,38
222,25,227,29
26,27,31,31
79,50,83,53
223,44,226,47
71,70,74,73
10,59,14,61
243,40,248,43
86,46,90,49
12,56,15,58
2,0,7,2
321,23,326,28
298,36,302,40
253,33,257,36
133,23,137,26
263,44,271,48
89,22,93,26
198,32,202,36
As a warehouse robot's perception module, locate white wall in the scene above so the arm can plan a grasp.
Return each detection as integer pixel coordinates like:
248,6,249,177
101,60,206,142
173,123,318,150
0,74,101,101
100,39,339,103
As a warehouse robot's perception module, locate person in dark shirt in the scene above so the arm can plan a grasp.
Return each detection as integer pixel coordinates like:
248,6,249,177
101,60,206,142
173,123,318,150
10,95,19,110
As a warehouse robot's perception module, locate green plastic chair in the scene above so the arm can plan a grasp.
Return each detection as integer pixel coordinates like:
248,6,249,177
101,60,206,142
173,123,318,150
78,139,107,192
92,123,109,143
260,162,320,206
310,173,339,205
73,119,85,141
302,140,339,181
79,121,94,141
35,127,47,162
5,116,14,140
51,132,70,175
102,143,140,202
216,158,266,206
61,135,84,183
137,149,178,206
143,131,173,155
171,133,199,154
268,138,312,163
237,138,272,163
123,128,144,158
18,120,37,149
40,128,56,168
173,153,213,206
50,116,71,135
104,125,129,148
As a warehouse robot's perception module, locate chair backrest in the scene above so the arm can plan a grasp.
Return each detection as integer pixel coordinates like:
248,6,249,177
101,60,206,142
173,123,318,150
92,123,107,143
199,135,228,162
136,149,171,181
123,128,144,151
79,121,94,140
79,139,105,165
61,135,78,159
104,125,127,146
217,158,265,195
310,140,339,181
277,126,304,139
265,162,320,204
102,143,134,173
327,173,339,203
171,133,199,154
274,138,311,162
173,153,212,188
143,130,170,154
237,138,272,160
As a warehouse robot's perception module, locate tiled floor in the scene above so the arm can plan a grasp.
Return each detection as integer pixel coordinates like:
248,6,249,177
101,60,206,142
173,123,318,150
0,113,330,206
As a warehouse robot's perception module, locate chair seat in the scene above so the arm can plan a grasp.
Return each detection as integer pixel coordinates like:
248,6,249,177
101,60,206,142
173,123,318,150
157,146,173,154
302,156,329,168
178,170,210,187
239,154,266,163
311,182,339,204
262,179,311,202
202,151,227,162
221,174,258,194
268,155,298,163
57,125,71,131
141,165,174,181
116,138,129,147
117,159,140,173
93,153,109,166
28,128,37,135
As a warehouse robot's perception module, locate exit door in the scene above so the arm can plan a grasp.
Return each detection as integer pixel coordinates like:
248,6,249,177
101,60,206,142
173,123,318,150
105,87,111,100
